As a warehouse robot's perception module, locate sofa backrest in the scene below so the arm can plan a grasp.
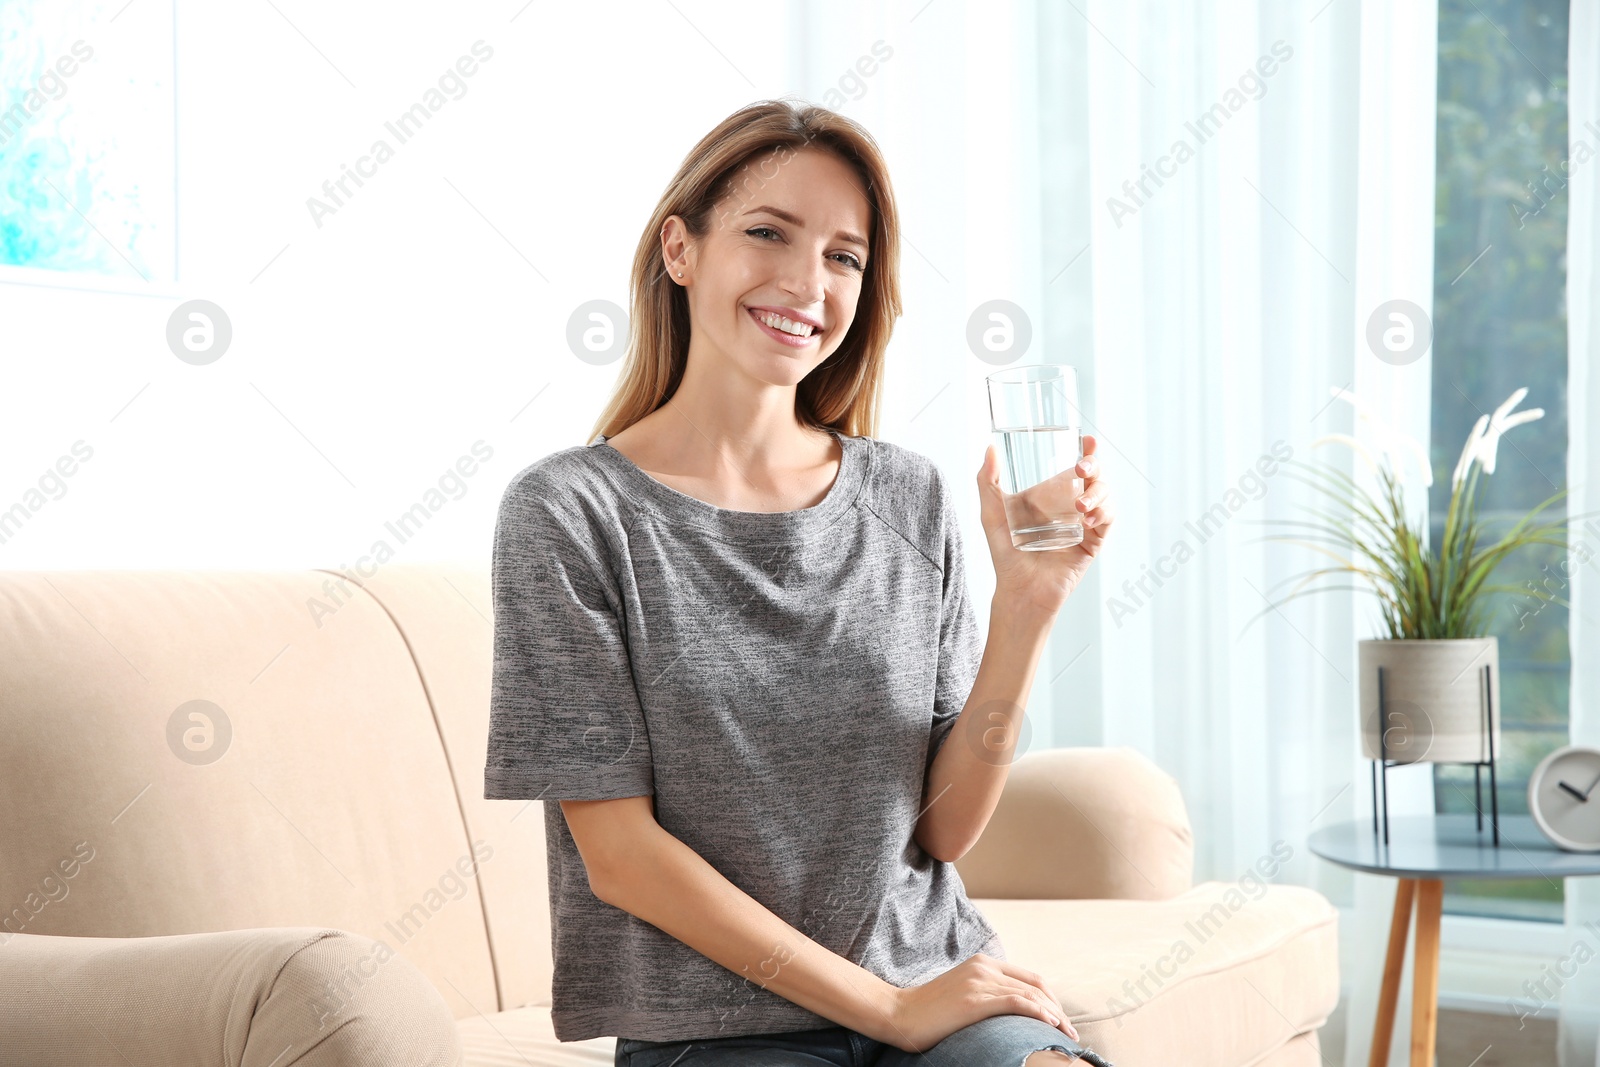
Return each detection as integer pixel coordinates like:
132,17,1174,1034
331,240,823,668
0,565,550,1019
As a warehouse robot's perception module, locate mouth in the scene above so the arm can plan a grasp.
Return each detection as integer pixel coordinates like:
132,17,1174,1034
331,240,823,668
746,306,822,348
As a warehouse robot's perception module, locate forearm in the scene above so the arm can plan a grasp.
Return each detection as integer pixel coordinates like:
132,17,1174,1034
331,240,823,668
915,594,1055,863
592,822,905,1045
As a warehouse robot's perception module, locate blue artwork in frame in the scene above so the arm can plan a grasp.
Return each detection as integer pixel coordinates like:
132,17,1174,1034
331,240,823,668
0,0,176,285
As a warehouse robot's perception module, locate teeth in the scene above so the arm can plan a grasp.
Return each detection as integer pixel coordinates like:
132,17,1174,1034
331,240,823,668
756,310,815,337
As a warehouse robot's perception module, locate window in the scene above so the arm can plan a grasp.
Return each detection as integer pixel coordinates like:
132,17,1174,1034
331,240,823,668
1429,0,1569,922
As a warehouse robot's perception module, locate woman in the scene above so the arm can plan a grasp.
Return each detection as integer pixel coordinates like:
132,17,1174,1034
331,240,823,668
484,99,1114,1067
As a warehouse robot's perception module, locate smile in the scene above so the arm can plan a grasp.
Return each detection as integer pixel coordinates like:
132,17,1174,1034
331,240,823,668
747,307,821,347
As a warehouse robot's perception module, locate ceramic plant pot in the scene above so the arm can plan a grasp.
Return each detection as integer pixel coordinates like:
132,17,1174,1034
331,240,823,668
1358,637,1501,765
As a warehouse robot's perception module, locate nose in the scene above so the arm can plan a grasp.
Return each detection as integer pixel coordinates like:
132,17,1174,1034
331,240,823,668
777,241,828,306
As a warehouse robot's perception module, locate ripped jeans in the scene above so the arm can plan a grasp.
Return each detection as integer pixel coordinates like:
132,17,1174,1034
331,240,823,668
614,1013,1089,1067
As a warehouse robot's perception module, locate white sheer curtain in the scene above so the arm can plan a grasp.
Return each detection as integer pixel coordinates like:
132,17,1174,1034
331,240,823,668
1562,2,1600,1064
1075,0,1371,868
1065,4,1436,1064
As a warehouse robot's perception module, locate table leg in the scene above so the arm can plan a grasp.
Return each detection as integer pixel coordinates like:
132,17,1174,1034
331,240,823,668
1410,880,1443,1067
1368,878,1416,1067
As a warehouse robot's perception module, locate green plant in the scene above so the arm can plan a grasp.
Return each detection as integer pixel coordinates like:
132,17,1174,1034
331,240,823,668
1250,387,1585,639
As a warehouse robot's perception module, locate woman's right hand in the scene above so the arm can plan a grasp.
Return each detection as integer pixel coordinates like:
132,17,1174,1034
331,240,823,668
977,437,1113,620
880,952,1079,1053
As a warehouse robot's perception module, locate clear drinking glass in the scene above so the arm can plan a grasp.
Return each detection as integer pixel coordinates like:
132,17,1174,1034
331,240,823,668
986,364,1085,551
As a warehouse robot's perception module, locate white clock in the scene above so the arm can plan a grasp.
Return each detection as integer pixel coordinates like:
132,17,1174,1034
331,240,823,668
1528,745,1600,853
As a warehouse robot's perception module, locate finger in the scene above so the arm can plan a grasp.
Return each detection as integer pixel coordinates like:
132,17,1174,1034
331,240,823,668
1026,978,1077,1041
1074,450,1097,479
975,445,1016,558
1081,434,1097,458
991,986,1057,1030
998,977,1060,1027
998,968,1069,1033
998,961,1056,996
1085,502,1113,529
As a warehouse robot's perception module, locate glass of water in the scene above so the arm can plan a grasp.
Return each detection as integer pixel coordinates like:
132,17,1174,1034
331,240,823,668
986,364,1085,551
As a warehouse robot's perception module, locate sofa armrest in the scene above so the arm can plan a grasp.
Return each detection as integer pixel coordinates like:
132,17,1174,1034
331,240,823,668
953,746,1194,901
0,927,462,1066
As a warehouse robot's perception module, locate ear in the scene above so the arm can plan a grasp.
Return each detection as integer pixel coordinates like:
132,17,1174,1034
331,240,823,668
660,215,692,284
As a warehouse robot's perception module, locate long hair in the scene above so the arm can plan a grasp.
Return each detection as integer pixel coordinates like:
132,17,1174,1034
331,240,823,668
587,98,901,444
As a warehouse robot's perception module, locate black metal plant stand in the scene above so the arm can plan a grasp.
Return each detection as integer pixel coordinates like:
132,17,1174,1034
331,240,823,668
1370,662,1499,847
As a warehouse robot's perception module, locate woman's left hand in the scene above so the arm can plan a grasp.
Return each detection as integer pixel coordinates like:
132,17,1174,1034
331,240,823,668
976,434,1113,618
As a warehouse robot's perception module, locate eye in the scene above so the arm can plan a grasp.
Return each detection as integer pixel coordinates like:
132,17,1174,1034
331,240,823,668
744,227,866,273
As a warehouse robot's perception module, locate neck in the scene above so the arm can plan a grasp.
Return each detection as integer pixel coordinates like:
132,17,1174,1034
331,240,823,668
660,349,827,472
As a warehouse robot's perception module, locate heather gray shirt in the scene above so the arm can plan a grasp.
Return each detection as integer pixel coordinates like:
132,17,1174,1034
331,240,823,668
483,428,1004,1043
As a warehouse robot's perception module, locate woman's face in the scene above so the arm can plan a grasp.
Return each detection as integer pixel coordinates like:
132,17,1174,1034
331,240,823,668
671,146,872,388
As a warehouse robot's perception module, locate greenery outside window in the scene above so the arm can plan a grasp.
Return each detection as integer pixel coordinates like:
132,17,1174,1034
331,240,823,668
1430,0,1570,922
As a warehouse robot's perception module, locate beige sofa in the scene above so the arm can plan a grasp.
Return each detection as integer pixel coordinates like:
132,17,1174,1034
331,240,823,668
0,565,1338,1065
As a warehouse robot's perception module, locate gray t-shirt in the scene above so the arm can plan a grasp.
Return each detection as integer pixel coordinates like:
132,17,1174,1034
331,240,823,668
483,428,1005,1043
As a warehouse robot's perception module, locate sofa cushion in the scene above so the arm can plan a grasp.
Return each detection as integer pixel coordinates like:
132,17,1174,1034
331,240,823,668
454,884,1334,1067
974,883,1338,1067
458,1005,615,1065
454,1008,1327,1067
1254,1032,1325,1067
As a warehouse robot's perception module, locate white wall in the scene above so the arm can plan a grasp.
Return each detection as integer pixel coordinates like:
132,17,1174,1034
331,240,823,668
0,1,880,573
3,1,1065,665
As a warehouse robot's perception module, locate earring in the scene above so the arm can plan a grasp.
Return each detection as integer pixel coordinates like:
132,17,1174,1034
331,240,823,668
677,271,683,277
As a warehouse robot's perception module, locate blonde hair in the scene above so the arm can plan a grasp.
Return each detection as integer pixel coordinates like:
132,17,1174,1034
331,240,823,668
588,98,901,444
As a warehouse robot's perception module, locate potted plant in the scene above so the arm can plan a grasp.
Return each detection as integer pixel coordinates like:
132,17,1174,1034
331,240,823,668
1253,386,1581,767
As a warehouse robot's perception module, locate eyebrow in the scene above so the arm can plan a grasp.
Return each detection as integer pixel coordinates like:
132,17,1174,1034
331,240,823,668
743,204,869,251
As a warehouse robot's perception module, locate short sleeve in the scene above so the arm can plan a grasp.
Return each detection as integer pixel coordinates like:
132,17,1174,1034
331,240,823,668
483,474,655,801
925,465,982,772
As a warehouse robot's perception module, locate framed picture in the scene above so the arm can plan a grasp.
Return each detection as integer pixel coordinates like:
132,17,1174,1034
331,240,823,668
0,0,177,294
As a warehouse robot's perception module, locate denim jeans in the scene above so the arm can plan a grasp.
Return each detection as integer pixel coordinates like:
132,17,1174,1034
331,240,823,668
613,1013,1088,1066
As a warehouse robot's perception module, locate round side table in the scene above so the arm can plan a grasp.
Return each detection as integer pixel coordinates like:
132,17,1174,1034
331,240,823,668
1309,813,1600,1067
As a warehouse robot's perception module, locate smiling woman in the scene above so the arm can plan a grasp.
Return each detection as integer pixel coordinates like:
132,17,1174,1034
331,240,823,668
485,98,1108,1067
